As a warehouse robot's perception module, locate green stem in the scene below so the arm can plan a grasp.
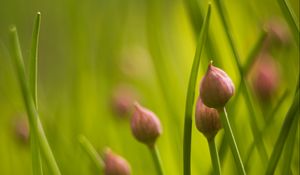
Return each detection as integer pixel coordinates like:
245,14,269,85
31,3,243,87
215,0,268,165
9,26,61,175
208,138,222,175
276,0,300,45
221,108,246,175
78,135,104,171
183,4,211,175
29,12,43,175
265,90,299,175
149,145,165,175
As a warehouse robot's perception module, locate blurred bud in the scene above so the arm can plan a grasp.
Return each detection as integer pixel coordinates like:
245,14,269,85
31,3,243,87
263,19,291,50
111,84,138,118
195,98,221,140
12,115,29,144
200,62,235,109
251,54,280,101
130,102,162,147
104,148,131,175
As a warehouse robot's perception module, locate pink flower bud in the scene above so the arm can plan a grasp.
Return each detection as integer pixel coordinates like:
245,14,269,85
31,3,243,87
195,98,221,140
130,102,162,147
104,149,131,175
251,54,280,101
200,62,235,108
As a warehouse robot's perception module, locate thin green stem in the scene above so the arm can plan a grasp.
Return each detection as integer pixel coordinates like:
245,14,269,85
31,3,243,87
265,90,299,175
277,0,300,45
9,26,61,175
215,0,268,165
208,138,222,175
183,4,211,175
221,108,246,175
78,135,104,171
149,145,165,175
29,12,43,175
281,115,298,175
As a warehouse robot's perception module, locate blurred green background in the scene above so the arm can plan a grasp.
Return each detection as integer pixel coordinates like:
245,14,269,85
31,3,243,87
0,0,299,174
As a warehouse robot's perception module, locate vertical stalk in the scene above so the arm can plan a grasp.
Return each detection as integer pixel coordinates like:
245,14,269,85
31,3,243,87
208,138,222,175
149,145,165,175
265,90,299,175
28,12,43,175
9,26,61,175
183,4,211,175
221,108,246,175
215,0,268,164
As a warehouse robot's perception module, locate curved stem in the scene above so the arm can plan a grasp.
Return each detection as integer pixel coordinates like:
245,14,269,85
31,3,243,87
208,138,222,175
78,135,104,171
221,108,246,175
149,145,165,175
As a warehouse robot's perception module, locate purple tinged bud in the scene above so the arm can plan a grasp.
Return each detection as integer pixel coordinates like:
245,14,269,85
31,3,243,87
130,102,162,147
195,98,221,140
104,149,131,175
200,62,235,108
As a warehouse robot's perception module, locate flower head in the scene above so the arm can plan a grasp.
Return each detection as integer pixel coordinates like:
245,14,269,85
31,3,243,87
104,148,131,175
200,62,235,108
130,102,162,147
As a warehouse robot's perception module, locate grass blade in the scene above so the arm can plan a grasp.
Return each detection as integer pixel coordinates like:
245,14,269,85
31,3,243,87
28,12,43,175
78,135,104,171
276,0,300,45
183,3,211,175
281,115,298,175
221,108,246,175
265,90,299,175
9,26,61,175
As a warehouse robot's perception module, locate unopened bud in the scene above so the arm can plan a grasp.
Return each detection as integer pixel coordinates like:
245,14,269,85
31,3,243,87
131,102,162,147
195,98,221,140
104,148,131,175
200,62,235,108
252,54,280,101
12,115,29,144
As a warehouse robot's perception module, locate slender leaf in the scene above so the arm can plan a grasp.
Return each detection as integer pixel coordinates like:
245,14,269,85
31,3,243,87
9,26,61,175
28,12,43,175
265,90,299,175
183,3,211,175
78,135,104,171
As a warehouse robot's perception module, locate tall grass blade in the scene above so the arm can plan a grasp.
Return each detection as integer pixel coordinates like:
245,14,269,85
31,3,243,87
265,90,299,175
28,12,43,175
183,3,211,175
78,135,104,171
9,26,61,175
277,0,300,45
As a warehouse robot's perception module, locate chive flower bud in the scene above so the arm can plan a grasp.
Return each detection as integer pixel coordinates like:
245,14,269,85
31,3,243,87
195,98,221,140
200,62,235,108
104,149,131,175
252,54,279,101
131,102,162,147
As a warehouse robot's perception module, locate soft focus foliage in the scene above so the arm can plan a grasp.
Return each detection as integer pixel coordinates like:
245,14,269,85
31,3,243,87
0,0,298,174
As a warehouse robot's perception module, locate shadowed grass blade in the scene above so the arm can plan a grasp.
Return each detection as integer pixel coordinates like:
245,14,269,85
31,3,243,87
78,135,104,171
28,12,43,175
183,3,211,175
277,0,300,45
265,90,299,175
9,26,61,175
